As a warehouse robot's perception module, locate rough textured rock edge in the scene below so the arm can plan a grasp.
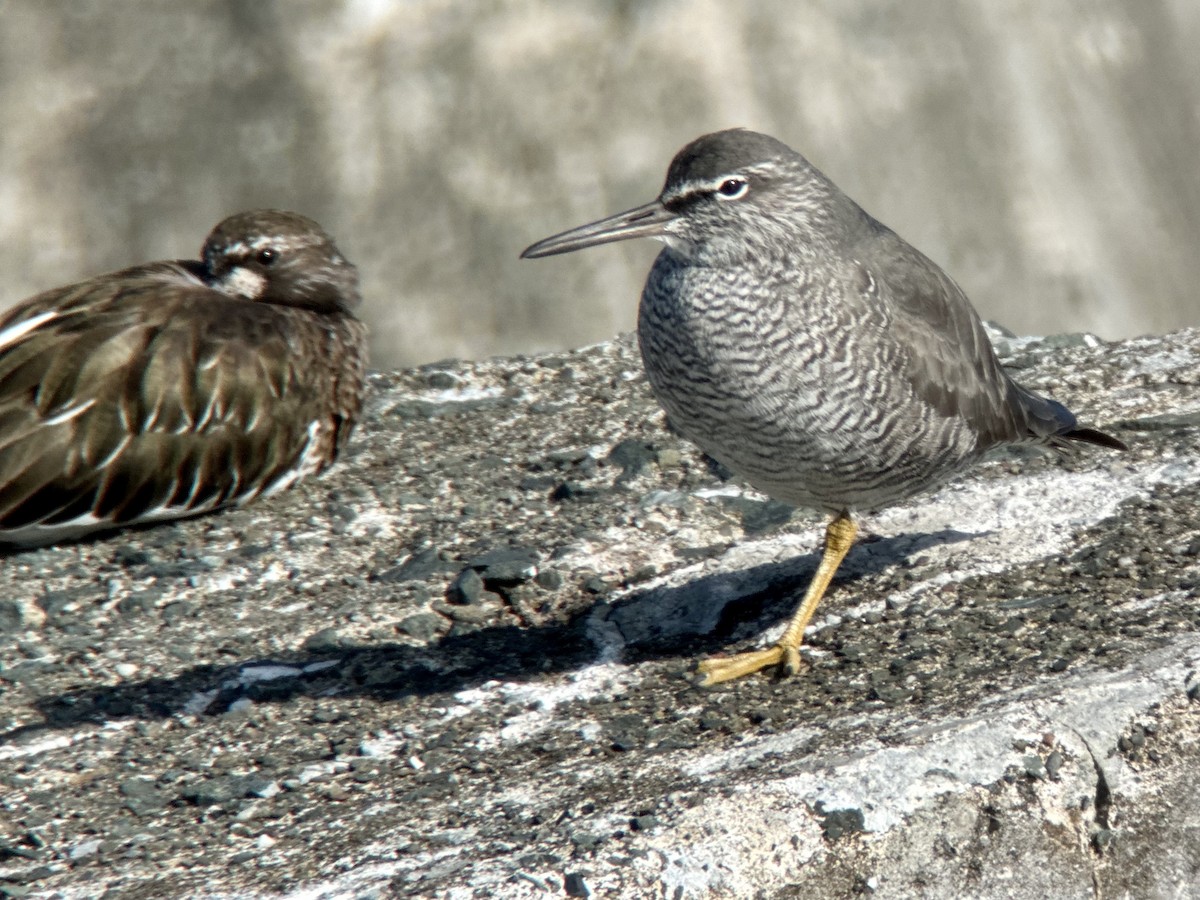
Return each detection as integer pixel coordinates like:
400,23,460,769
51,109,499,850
1,327,1198,899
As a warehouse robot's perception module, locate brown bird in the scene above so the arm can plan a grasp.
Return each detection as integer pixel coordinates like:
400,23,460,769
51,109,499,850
0,209,368,548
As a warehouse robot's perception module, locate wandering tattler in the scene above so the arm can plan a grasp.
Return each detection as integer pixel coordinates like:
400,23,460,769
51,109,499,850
0,210,367,548
522,129,1127,686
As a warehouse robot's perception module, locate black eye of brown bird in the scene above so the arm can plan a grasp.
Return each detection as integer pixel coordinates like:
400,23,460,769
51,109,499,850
522,128,1126,687
0,209,368,549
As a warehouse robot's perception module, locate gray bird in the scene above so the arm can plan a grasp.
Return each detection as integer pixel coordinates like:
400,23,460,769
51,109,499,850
0,209,368,548
522,129,1126,686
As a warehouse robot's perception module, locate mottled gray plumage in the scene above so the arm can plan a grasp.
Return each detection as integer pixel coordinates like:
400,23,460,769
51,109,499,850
0,210,368,548
523,128,1125,684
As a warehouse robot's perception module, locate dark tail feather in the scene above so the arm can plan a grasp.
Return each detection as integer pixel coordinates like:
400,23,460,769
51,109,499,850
1059,426,1128,452
1014,385,1129,452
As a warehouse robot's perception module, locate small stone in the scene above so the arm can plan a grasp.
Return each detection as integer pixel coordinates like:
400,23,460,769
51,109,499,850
1045,751,1064,779
607,439,656,480
563,871,590,897
547,447,589,465
519,475,558,492
302,628,345,653
113,545,153,566
68,839,102,861
655,448,682,468
569,832,603,851
552,481,597,501
535,569,564,590
468,547,539,585
1023,755,1047,780
0,841,39,862
630,814,659,832
627,565,657,584
179,775,265,807
640,489,688,510
246,779,280,799
120,779,166,817
448,568,485,604
351,765,380,783
0,600,24,633
737,498,794,535
117,590,161,617
821,808,866,841
374,549,456,584
161,601,197,626
37,591,79,620
397,613,446,642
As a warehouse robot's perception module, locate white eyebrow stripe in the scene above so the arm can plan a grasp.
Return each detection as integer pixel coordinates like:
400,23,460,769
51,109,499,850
662,160,776,204
664,179,714,200
0,310,57,352
662,175,749,205
224,235,313,257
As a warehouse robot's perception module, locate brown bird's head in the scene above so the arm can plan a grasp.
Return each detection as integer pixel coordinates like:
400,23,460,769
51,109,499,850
202,209,361,314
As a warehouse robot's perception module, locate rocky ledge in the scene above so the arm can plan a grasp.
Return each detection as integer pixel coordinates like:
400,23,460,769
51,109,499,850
1,327,1199,900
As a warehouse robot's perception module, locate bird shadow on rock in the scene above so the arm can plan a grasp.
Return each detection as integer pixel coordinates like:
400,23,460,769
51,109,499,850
606,527,978,659
2,527,980,746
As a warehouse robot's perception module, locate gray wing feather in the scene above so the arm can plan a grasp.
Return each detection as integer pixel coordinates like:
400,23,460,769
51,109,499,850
864,228,1071,449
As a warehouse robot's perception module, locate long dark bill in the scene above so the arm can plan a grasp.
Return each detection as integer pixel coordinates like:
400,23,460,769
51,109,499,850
520,199,676,258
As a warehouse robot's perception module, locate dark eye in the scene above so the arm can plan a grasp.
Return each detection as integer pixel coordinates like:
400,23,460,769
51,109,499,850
256,247,278,266
716,178,749,200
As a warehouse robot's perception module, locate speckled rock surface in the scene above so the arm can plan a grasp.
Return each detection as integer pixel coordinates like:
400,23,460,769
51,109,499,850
1,328,1199,899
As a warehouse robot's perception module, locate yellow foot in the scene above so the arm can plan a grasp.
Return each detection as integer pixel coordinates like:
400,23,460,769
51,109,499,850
695,642,804,686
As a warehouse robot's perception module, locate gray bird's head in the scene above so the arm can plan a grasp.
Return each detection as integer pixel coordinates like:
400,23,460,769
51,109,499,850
203,209,361,313
521,129,859,267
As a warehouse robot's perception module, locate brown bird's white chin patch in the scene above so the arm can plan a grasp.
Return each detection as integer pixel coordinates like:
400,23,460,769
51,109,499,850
213,266,268,300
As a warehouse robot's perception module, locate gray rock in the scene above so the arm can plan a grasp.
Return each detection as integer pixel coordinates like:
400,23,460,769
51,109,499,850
0,600,23,633
0,330,1198,898
466,547,540,586
447,568,486,604
373,548,457,584
119,778,167,818
396,613,448,643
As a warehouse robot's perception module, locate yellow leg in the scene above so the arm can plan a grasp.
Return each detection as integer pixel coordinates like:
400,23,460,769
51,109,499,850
696,513,858,686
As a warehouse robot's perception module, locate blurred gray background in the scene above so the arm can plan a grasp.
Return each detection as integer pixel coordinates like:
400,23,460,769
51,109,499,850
2,1,1198,369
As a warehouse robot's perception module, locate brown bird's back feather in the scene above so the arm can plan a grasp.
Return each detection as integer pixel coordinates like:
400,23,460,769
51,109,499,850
0,211,368,548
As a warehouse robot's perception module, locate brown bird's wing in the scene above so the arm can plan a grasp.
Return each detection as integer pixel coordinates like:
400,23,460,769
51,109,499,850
0,264,366,545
